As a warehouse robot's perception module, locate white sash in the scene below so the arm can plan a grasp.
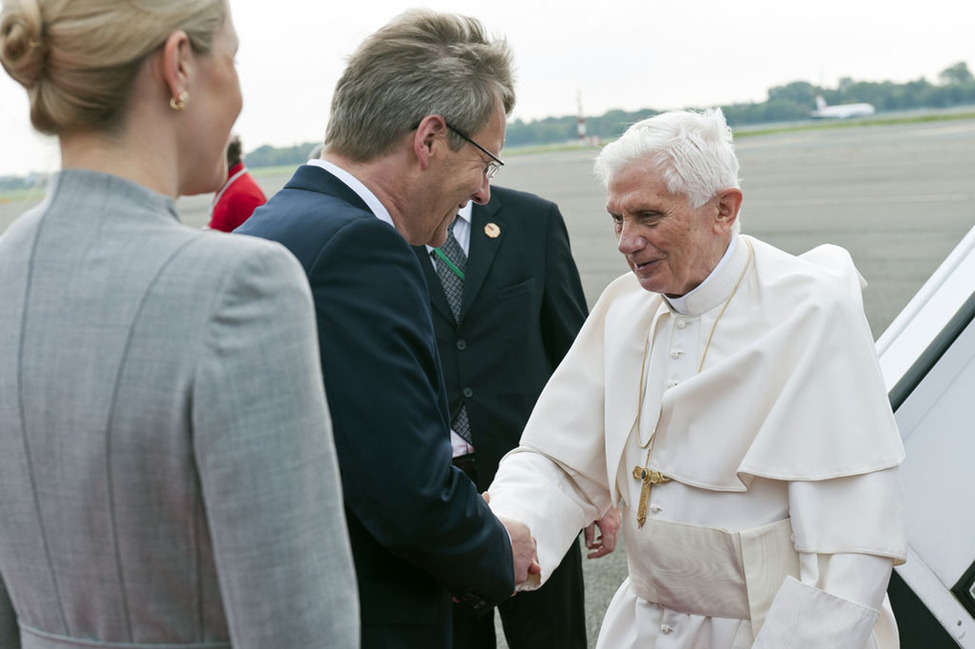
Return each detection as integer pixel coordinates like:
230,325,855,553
623,513,797,636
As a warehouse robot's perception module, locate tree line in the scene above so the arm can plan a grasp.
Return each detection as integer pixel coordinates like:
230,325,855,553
247,60,975,168
0,173,47,193
10,62,967,188
505,61,975,147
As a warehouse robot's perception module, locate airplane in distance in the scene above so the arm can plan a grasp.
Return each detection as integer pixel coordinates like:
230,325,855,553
809,95,876,119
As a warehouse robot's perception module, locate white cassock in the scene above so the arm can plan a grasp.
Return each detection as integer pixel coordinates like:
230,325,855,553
489,233,907,648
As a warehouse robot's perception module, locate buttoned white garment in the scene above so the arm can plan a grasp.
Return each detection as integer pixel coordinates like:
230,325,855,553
489,233,906,648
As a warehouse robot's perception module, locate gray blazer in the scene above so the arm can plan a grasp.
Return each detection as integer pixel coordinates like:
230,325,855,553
0,170,358,649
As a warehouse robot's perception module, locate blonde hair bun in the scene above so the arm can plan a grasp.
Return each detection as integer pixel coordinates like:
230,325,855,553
0,0,224,136
0,0,46,89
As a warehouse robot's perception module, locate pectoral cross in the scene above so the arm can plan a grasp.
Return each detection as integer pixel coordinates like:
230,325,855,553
632,466,671,529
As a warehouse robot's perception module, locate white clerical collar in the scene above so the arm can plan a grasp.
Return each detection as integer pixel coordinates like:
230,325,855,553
307,158,396,230
664,234,747,316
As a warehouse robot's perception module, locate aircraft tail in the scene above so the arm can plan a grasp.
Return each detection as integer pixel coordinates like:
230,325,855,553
815,95,828,111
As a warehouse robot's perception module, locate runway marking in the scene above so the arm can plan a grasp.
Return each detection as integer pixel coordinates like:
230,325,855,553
747,193,970,207
908,124,975,137
738,137,812,149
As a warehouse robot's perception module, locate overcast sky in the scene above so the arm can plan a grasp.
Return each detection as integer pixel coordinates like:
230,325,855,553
2,0,973,177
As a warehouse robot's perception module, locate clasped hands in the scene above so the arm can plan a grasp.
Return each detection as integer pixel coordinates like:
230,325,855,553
482,492,540,590
584,506,620,559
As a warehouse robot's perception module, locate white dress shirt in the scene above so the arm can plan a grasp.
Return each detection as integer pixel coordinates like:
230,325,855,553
306,158,396,229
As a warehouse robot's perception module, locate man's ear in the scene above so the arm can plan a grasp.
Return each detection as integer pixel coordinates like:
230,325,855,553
161,30,192,104
412,114,448,170
713,187,743,233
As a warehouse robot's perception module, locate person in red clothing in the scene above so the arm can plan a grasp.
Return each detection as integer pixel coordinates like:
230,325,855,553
207,135,267,232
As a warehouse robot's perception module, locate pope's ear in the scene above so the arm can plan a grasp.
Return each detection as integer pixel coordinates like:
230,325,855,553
713,188,742,233
412,114,448,170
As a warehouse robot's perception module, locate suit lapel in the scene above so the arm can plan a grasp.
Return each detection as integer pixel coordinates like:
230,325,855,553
461,200,505,320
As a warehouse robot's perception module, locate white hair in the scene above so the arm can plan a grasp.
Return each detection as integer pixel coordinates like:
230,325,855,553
594,108,741,208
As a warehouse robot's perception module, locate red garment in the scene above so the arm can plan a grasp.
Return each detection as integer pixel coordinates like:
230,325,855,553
208,162,267,232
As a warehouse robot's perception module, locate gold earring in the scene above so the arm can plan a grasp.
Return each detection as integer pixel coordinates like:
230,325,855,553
169,91,189,111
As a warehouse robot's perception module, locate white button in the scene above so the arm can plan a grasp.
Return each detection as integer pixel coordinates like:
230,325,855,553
670,350,681,359
661,624,673,634
676,320,688,329
650,504,662,513
666,381,678,388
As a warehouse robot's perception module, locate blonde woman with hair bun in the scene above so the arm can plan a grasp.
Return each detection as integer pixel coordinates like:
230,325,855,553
0,1,359,647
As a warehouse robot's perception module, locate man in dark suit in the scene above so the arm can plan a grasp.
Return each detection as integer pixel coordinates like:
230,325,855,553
236,10,538,649
415,188,619,648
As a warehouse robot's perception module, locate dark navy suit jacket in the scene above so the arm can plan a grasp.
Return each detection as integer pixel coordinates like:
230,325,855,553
413,187,588,491
237,165,514,649
413,187,590,647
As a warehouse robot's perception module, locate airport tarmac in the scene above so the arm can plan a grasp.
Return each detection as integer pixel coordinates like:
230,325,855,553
2,118,973,645
174,117,973,338
4,120,973,341
490,118,975,340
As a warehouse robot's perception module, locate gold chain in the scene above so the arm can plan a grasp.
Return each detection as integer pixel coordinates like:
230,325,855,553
634,240,754,456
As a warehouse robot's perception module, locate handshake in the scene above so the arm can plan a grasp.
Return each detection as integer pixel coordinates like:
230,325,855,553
484,493,620,592
483,491,540,591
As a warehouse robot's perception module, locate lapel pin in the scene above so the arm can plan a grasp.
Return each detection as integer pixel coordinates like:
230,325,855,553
484,222,501,239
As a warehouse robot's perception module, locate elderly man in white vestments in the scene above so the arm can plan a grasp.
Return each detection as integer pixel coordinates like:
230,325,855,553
487,108,907,648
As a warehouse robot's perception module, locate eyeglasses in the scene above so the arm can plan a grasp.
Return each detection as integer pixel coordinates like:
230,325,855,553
444,121,505,180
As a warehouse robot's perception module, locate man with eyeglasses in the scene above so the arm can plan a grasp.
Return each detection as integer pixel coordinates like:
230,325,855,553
237,10,539,649
445,121,506,180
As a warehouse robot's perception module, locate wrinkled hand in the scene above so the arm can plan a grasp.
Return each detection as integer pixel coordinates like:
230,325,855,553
483,492,541,588
584,507,620,559
499,516,540,588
